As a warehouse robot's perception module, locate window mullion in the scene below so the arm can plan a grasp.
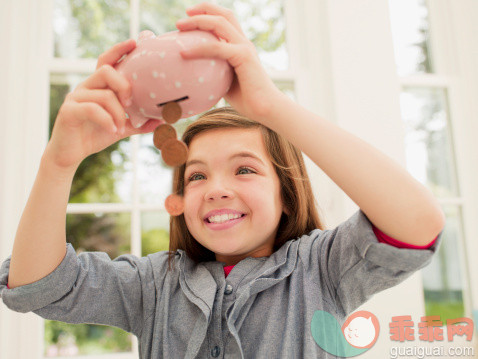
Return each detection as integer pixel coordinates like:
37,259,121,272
131,135,141,258
129,133,141,358
130,0,140,40
50,58,96,74
67,203,133,214
130,4,141,357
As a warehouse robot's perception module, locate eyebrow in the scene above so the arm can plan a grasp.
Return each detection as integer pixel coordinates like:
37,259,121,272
185,151,266,169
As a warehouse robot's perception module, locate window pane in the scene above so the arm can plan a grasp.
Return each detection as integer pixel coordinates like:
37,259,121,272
49,74,87,139
422,205,466,323
142,211,170,256
66,212,131,256
139,0,288,71
233,0,288,71
138,133,174,204
400,87,459,198
389,0,434,76
50,74,133,203
53,0,130,59
44,212,133,356
44,322,133,357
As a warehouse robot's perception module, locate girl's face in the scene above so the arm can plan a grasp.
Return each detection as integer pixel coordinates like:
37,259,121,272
183,127,286,266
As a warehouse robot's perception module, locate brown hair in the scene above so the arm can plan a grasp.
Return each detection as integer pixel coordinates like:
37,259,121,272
166,106,324,269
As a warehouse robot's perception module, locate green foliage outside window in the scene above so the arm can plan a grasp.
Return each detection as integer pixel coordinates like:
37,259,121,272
45,322,132,356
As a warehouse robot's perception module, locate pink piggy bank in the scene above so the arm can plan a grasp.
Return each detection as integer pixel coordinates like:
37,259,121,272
115,30,234,128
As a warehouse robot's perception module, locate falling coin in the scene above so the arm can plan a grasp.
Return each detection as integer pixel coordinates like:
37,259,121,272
161,138,188,167
153,124,177,150
165,193,184,216
162,102,182,124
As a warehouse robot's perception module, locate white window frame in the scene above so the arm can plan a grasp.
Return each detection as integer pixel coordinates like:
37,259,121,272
423,0,478,325
390,0,478,345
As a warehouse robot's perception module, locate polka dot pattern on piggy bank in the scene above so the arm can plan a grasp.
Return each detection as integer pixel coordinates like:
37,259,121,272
115,29,234,129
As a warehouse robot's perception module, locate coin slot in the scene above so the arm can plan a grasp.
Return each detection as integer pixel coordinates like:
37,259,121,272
157,96,189,107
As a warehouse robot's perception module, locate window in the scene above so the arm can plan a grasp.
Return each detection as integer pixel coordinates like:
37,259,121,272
389,0,472,324
45,0,295,356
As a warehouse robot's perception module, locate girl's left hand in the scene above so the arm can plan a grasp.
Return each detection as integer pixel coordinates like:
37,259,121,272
176,2,282,120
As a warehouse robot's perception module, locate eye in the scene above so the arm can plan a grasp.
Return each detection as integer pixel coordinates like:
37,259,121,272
237,166,256,175
186,166,256,182
187,172,205,182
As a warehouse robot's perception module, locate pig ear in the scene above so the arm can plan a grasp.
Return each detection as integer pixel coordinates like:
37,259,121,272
138,30,156,43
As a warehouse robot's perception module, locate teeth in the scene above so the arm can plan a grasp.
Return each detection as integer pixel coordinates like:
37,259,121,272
208,213,243,224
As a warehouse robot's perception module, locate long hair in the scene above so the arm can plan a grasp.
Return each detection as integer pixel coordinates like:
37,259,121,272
166,106,324,270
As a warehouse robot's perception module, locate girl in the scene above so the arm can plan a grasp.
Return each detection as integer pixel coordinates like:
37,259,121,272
0,2,445,358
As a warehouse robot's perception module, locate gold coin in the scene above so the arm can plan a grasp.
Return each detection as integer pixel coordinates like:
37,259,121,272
162,102,182,124
165,194,184,216
161,138,188,167
153,124,177,150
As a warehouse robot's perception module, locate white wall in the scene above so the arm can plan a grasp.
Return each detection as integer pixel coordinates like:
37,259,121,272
0,1,52,358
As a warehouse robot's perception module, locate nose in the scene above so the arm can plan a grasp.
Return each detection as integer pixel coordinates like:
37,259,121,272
204,178,234,201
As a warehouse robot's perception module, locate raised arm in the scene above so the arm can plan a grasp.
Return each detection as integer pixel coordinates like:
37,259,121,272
7,154,77,288
254,91,445,247
7,39,158,288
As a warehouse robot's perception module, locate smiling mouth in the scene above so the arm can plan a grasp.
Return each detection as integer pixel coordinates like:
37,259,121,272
157,96,189,107
205,214,246,223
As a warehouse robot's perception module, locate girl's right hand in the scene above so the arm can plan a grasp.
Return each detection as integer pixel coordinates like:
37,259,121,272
44,39,160,170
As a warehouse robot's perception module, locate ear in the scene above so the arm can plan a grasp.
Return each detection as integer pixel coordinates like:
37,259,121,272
138,30,156,43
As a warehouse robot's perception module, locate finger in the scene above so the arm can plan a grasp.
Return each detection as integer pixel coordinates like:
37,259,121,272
70,89,127,135
128,119,163,136
176,14,244,44
185,2,246,37
96,39,136,69
114,118,162,139
75,102,118,134
80,64,132,109
180,41,254,69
